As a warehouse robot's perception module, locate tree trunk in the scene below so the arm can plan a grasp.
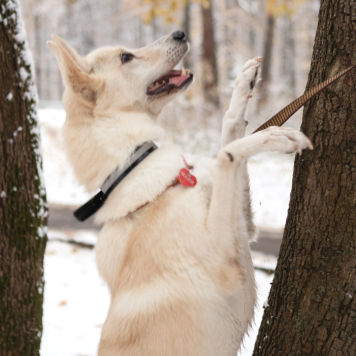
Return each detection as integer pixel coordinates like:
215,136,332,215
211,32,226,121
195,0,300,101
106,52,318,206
258,13,275,109
34,13,42,99
182,0,192,70
253,1,356,355
0,0,48,355
280,15,296,98
201,0,220,107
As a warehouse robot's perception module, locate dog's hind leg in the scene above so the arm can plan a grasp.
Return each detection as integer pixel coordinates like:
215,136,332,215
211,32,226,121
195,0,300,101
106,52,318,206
221,57,262,241
207,127,312,293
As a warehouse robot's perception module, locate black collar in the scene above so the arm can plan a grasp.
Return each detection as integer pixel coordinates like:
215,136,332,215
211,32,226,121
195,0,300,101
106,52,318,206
74,141,158,222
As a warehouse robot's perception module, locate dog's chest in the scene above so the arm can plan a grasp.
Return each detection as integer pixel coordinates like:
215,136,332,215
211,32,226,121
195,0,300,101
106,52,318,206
95,186,210,293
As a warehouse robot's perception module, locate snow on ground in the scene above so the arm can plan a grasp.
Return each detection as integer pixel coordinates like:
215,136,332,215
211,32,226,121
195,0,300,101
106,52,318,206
249,152,294,231
41,238,110,356
41,231,276,356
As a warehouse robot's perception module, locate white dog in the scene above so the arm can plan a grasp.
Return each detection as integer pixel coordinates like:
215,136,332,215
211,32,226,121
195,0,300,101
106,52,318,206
48,31,312,356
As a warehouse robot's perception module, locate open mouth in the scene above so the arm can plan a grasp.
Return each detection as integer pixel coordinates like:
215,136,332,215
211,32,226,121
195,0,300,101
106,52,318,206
146,68,193,96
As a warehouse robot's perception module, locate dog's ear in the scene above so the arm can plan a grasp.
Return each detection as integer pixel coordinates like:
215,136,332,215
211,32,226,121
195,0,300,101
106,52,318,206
47,35,103,103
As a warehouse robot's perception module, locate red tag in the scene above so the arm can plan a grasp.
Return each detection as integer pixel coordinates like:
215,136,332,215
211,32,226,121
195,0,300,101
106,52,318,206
178,168,197,187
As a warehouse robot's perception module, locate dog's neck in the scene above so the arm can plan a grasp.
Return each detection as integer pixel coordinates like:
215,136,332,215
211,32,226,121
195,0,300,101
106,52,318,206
62,108,165,193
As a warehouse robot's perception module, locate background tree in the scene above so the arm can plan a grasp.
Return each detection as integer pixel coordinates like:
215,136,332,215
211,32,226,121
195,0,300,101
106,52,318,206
0,0,48,354
279,14,296,98
253,0,356,354
258,0,304,111
258,11,275,108
200,0,219,106
182,0,192,70
139,0,220,107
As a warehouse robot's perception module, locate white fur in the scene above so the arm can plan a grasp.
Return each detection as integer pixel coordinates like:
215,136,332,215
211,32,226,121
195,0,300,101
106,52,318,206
48,33,312,356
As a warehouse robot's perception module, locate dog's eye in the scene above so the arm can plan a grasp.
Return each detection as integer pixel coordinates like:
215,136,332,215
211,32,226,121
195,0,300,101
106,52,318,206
121,53,134,64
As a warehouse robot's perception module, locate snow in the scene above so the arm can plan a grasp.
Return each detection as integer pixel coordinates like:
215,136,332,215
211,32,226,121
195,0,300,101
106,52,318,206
249,153,294,230
39,108,91,206
241,270,275,355
41,230,276,356
19,66,28,81
7,92,13,100
6,0,17,11
41,236,110,356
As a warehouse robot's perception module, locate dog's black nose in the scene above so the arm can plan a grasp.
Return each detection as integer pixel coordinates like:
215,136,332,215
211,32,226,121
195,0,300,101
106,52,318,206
172,31,186,41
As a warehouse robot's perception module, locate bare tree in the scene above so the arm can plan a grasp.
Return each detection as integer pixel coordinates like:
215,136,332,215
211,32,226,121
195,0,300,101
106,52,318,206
182,0,192,70
201,0,219,106
280,14,296,98
258,12,275,109
253,0,356,354
0,0,48,354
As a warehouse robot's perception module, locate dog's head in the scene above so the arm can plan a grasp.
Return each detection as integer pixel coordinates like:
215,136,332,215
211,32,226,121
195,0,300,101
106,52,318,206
48,31,193,117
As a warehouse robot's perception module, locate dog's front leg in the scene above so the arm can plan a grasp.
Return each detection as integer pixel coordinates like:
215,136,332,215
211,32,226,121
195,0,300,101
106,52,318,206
207,127,312,294
221,57,262,146
221,57,262,241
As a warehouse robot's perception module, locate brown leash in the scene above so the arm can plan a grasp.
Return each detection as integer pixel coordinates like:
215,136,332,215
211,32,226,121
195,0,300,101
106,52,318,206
253,64,356,133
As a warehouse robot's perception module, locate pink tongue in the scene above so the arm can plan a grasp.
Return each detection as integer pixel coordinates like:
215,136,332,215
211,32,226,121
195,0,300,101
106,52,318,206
169,74,190,87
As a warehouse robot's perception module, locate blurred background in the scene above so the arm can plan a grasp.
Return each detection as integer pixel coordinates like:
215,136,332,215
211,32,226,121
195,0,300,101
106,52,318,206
18,0,321,354
22,0,319,130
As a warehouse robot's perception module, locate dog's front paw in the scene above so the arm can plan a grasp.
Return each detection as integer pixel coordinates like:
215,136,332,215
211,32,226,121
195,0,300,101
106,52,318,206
236,57,262,97
240,56,263,74
259,126,313,154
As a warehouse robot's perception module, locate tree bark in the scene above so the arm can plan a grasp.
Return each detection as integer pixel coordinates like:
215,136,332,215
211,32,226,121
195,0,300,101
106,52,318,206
201,0,220,107
0,0,48,355
253,1,356,355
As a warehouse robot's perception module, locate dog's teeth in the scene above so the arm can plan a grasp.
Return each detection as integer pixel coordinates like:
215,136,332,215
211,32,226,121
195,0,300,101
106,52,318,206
148,82,161,90
181,67,186,76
